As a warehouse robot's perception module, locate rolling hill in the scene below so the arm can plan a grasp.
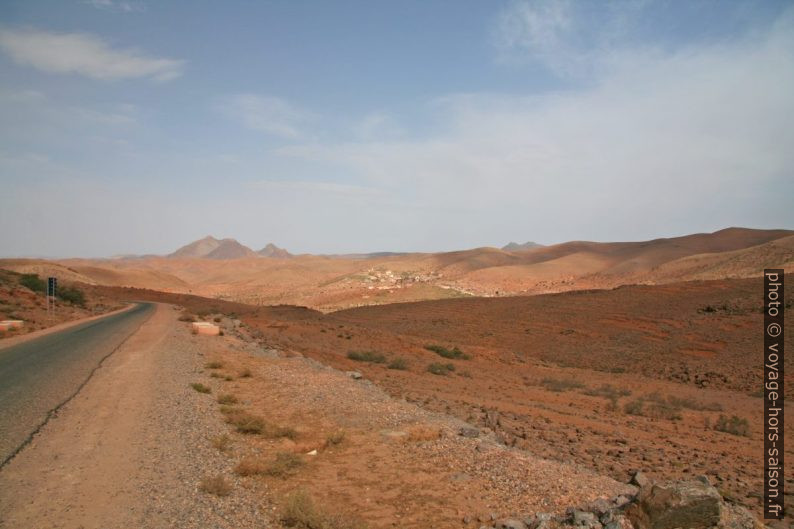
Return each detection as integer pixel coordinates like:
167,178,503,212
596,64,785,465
2,227,791,310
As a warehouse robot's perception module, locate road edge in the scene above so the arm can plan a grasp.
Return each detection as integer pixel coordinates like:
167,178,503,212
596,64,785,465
0,303,157,469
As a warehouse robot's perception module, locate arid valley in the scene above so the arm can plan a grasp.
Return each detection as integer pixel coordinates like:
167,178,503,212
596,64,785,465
1,227,792,528
2,2,793,527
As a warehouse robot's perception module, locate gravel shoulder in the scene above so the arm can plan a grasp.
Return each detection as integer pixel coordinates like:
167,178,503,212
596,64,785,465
0,304,266,529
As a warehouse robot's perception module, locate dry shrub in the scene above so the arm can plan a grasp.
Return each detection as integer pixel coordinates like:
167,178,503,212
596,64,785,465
623,397,682,421
199,475,232,496
239,368,253,378
224,409,266,434
407,424,442,442
211,433,232,452
347,351,386,363
583,384,632,399
205,361,224,369
234,456,269,476
715,414,750,436
425,344,470,360
387,357,408,370
190,382,211,394
265,452,304,477
217,394,239,405
541,378,584,392
263,423,298,440
223,408,296,438
283,489,367,529
427,362,455,376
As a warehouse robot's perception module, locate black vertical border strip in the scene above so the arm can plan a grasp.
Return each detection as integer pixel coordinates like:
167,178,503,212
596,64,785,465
764,269,784,519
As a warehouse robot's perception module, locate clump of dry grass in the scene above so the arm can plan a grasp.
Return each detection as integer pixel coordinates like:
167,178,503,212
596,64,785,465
583,384,631,399
264,452,304,477
178,312,196,322
222,408,297,438
541,378,584,392
234,456,269,476
217,394,239,405
205,361,224,369
715,414,750,436
282,489,367,529
199,475,232,496
407,424,442,442
190,382,211,394
211,433,232,452
239,368,253,378
235,453,304,478
224,409,266,434
265,424,298,439
623,397,682,421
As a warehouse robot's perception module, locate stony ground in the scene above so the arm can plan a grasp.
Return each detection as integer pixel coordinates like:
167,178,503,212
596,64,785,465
0,303,645,529
232,277,794,519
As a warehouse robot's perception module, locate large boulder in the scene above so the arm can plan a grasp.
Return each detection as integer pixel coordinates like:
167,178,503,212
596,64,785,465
628,479,723,529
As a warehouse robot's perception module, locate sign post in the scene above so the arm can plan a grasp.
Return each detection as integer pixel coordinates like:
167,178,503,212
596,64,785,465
47,277,57,319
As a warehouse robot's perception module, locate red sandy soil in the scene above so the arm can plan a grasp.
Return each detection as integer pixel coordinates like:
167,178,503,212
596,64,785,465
93,276,793,518
234,277,793,518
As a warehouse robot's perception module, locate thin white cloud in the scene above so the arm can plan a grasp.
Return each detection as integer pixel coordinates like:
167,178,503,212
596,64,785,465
279,11,794,240
0,28,183,81
492,0,649,77
85,0,146,13
218,94,311,139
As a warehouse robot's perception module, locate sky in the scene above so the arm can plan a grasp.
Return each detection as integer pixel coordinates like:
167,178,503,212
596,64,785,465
0,0,792,257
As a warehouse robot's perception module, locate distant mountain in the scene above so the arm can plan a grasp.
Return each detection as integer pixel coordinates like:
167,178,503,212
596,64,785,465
206,239,258,259
169,236,257,259
258,243,292,259
502,241,544,252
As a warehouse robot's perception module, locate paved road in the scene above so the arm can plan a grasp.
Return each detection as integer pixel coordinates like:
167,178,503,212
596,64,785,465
0,303,154,466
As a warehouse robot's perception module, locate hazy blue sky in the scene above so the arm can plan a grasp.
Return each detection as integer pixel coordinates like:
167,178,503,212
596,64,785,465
1,0,792,256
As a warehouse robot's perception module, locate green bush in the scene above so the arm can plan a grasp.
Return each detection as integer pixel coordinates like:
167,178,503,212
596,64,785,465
387,357,408,370
347,351,386,363
57,286,85,307
19,274,46,293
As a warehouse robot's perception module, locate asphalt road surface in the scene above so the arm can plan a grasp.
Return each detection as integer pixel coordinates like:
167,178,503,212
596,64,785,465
0,302,154,466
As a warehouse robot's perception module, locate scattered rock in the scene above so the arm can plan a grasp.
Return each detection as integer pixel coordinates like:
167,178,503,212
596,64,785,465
627,479,730,529
496,519,527,529
588,498,612,516
345,371,362,380
570,509,600,527
631,471,650,488
459,426,481,438
694,475,710,486
525,513,555,529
